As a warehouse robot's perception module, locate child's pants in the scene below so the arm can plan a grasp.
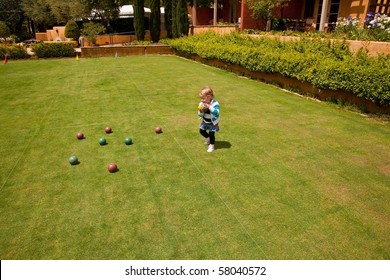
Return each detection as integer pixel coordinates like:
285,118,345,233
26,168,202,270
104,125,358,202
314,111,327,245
200,129,215,144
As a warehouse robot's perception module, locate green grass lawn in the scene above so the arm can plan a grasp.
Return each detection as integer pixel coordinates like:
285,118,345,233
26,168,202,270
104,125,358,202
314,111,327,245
0,55,389,260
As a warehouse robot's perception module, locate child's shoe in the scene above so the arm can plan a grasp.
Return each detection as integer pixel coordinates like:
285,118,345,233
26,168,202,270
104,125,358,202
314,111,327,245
204,138,210,145
207,144,215,153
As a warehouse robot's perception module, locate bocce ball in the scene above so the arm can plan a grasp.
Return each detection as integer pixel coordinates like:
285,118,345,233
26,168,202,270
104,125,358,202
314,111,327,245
99,137,107,145
124,137,133,145
69,156,78,165
105,127,112,133
155,126,162,134
107,163,118,173
76,132,84,139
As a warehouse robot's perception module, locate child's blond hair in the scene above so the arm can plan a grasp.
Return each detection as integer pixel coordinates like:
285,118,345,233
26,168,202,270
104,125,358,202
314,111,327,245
199,86,214,98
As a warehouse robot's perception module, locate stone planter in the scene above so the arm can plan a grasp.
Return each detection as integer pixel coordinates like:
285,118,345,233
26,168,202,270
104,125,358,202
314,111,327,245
80,45,174,58
145,45,175,55
347,40,390,56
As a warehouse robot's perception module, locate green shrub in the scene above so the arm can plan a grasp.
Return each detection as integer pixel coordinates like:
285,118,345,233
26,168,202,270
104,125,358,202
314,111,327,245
81,22,106,45
166,32,390,105
65,20,80,40
0,45,29,59
31,42,75,58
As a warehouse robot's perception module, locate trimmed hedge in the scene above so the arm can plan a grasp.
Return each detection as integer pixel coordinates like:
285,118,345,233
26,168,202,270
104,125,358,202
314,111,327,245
0,45,29,59
31,42,76,58
165,32,390,106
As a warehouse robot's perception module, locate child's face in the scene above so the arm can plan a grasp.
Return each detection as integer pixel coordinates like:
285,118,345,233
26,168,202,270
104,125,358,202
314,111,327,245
200,94,212,104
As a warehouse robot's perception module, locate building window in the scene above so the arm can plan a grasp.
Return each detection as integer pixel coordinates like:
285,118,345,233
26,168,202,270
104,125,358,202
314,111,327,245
369,0,390,14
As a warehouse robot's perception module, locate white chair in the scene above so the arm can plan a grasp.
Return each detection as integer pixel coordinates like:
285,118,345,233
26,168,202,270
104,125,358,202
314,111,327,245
304,18,315,32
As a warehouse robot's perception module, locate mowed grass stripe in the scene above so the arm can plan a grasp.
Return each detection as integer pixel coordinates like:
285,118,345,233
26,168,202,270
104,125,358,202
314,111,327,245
121,58,269,258
0,56,389,259
112,55,267,258
0,60,68,191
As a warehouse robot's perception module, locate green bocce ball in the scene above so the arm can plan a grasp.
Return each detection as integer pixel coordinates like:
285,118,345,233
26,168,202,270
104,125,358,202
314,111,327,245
99,137,107,145
124,137,133,145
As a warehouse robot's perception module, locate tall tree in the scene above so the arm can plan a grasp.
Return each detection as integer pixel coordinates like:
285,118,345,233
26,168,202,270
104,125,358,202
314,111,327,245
172,0,188,38
246,0,285,31
82,0,121,29
163,0,172,38
44,0,130,24
46,0,90,23
133,0,145,40
22,0,56,32
0,0,25,36
24,0,126,30
150,0,160,42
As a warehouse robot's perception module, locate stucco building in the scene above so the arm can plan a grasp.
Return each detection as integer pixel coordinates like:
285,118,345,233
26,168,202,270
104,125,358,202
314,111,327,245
191,0,390,32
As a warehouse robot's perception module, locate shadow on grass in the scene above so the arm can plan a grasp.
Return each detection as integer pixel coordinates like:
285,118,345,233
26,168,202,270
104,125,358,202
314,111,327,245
216,140,232,149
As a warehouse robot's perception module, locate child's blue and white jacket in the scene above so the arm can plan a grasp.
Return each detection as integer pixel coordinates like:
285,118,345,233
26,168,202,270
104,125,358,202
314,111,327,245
198,99,220,125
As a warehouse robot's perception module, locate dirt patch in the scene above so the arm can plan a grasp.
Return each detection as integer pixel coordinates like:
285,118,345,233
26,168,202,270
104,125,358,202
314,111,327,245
378,164,390,176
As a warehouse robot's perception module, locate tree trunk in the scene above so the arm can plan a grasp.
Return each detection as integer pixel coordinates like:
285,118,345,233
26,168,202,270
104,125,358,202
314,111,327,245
164,0,173,38
150,0,161,42
134,0,145,41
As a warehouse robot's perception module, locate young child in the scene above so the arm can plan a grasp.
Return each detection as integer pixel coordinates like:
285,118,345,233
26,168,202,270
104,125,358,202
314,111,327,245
197,86,220,152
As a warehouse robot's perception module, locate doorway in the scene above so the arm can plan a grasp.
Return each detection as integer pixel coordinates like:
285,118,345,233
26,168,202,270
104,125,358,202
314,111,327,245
316,0,340,31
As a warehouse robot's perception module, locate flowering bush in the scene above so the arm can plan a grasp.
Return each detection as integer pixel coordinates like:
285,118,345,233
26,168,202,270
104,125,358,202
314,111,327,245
334,16,370,40
365,13,390,29
337,16,360,28
333,13,389,41
364,13,390,41
0,36,17,44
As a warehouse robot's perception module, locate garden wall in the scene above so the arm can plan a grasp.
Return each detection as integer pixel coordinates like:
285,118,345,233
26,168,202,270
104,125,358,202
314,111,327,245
81,45,174,57
36,27,66,42
36,28,167,46
83,30,167,46
36,32,48,41
347,40,390,56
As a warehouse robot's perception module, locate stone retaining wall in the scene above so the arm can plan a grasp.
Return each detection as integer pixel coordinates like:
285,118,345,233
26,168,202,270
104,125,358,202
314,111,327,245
81,45,174,57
